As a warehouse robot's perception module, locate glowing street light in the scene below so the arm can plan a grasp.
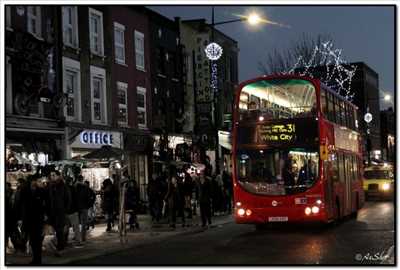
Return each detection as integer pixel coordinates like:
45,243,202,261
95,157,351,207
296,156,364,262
247,13,261,25
383,94,391,101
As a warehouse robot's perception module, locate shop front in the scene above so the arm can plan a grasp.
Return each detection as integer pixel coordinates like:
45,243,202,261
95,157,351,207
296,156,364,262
6,117,64,188
124,131,153,202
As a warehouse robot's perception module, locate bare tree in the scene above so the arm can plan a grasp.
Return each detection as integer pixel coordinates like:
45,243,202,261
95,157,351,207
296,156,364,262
258,33,333,75
258,33,357,100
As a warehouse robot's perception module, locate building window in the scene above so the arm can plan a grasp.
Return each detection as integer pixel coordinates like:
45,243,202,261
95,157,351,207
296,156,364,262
62,6,79,48
89,8,104,56
90,66,107,124
169,52,179,79
6,6,12,29
117,82,128,126
137,87,146,128
63,57,81,122
156,47,165,75
134,30,145,70
27,6,41,37
6,56,12,114
114,22,125,64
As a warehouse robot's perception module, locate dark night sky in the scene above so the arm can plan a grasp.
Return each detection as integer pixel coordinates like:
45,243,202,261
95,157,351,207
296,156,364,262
148,5,394,109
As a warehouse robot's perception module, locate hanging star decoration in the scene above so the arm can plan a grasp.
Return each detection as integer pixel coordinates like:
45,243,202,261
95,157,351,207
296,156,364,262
284,41,357,101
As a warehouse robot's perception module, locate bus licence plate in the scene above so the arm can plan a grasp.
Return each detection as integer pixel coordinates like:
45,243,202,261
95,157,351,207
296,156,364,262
268,216,288,222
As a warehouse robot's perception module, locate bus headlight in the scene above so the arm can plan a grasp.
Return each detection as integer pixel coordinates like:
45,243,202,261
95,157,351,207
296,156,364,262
237,208,245,216
246,209,252,216
382,183,391,191
311,206,320,214
305,207,312,215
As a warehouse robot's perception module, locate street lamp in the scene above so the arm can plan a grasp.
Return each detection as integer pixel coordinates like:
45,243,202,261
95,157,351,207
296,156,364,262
206,7,264,174
363,94,392,165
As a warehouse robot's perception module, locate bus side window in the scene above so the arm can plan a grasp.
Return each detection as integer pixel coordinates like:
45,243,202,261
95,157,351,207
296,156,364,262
345,104,351,129
331,153,339,182
334,96,340,125
354,108,358,130
327,93,335,122
320,88,327,116
352,155,358,181
338,152,345,183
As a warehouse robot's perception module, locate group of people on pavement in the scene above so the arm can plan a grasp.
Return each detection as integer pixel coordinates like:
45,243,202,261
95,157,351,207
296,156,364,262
147,165,233,228
5,163,234,265
5,170,96,265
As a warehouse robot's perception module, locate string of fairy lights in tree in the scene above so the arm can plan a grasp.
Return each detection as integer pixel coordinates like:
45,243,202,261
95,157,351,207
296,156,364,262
284,41,357,101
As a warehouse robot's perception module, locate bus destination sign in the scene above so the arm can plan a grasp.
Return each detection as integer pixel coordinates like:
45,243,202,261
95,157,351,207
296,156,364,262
258,123,296,143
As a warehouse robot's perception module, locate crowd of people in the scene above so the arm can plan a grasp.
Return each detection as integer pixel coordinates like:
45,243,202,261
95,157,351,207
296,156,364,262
5,170,96,265
147,166,233,229
5,165,233,265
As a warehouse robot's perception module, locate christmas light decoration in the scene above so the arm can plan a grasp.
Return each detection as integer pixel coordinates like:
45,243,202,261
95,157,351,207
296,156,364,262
284,41,357,101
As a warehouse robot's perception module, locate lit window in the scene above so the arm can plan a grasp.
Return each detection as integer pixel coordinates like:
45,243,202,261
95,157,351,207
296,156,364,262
63,57,81,121
114,22,126,64
62,6,79,48
89,8,104,56
90,66,107,124
135,30,145,70
27,6,41,37
117,82,128,125
6,6,12,29
137,87,146,128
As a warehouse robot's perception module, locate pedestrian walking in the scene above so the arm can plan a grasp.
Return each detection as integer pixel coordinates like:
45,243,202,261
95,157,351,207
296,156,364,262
199,174,212,227
102,178,117,232
18,174,47,265
84,180,96,229
75,175,93,242
176,176,186,226
164,168,185,228
125,177,140,231
147,175,159,222
222,171,232,214
48,170,70,252
12,178,29,254
183,172,194,219
65,177,81,246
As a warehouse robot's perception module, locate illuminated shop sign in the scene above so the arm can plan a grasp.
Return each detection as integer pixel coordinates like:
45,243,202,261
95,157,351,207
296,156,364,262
80,130,114,145
259,123,296,142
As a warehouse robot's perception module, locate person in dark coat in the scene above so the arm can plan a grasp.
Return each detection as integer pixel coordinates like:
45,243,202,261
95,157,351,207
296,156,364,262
164,171,185,228
74,175,92,242
222,171,232,214
102,178,116,232
125,178,140,230
176,176,186,225
183,172,194,219
19,175,47,265
199,174,212,227
147,175,159,222
48,171,70,251
210,176,221,216
65,177,80,246
84,180,96,230
12,178,29,253
297,159,315,187
282,157,295,195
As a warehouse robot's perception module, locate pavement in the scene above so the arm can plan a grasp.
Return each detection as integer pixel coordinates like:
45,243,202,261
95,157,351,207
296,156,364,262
5,212,233,265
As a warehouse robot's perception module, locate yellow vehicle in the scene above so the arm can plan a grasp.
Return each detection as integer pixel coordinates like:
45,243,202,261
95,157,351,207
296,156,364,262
363,164,394,200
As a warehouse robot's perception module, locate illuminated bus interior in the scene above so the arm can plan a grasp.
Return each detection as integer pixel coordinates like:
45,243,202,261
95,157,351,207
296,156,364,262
239,79,317,120
237,147,319,195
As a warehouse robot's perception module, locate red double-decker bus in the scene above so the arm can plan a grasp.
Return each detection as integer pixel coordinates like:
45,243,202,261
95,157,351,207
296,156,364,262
232,75,364,225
